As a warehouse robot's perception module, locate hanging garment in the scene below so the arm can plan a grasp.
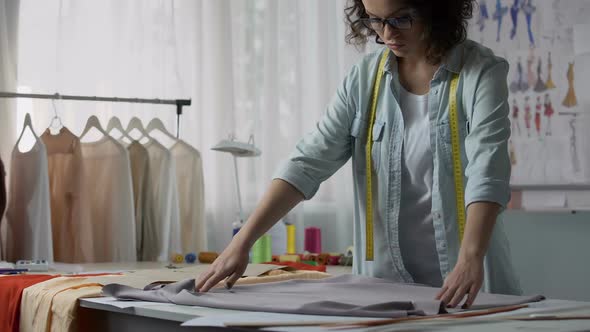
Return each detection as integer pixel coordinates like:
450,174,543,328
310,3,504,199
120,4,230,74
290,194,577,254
103,275,545,318
0,157,6,219
141,139,181,261
127,141,150,260
171,140,206,254
5,139,53,262
41,128,89,263
1,157,6,258
80,137,136,262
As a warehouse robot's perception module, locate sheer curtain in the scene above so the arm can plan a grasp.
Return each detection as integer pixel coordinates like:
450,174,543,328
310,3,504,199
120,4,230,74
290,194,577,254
14,0,365,254
0,0,19,256
0,0,18,165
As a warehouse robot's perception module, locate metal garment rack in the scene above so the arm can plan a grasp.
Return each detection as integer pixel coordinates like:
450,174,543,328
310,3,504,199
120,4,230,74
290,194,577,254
0,91,191,138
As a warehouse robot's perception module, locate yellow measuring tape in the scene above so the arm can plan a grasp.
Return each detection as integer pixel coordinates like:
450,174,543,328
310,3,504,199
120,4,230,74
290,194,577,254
365,51,464,261
448,73,466,241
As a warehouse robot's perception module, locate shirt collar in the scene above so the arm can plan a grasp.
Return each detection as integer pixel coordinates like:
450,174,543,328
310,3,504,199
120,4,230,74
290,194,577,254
383,42,464,75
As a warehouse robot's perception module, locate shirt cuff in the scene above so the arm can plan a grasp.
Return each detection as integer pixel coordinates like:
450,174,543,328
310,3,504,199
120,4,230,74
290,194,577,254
273,160,320,200
465,177,511,208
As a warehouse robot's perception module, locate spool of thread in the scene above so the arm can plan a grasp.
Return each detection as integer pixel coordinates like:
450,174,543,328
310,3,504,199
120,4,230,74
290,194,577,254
251,234,272,263
279,254,301,263
198,251,219,264
328,255,342,265
172,253,184,264
317,253,330,265
286,224,296,254
304,227,322,254
185,252,197,264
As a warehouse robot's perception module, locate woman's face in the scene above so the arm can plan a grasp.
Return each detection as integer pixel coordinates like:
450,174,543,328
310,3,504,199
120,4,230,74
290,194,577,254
361,0,428,59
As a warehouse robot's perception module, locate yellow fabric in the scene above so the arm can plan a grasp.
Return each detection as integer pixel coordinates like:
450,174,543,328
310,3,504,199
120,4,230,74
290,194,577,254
20,277,101,332
20,269,330,332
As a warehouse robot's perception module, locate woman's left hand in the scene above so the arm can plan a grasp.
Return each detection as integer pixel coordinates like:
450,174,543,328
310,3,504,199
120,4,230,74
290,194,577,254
435,256,484,309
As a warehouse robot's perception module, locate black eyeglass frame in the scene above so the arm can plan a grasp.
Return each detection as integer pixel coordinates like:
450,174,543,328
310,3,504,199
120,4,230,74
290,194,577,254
360,15,414,32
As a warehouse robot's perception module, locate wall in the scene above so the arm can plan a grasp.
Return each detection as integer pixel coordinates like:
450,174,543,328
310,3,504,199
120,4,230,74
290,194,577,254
503,210,590,301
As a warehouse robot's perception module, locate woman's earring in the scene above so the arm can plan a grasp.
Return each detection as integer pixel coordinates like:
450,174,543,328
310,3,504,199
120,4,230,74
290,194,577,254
375,35,385,44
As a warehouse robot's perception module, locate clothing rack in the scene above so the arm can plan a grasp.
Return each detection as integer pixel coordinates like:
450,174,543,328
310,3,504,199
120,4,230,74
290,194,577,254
0,91,191,138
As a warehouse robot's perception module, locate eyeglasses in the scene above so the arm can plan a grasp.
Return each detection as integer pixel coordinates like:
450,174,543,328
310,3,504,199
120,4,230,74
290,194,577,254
360,15,413,32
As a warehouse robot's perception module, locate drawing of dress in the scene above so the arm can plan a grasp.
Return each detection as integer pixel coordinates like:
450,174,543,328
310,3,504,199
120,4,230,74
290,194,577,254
509,140,517,165
543,94,554,136
545,52,556,89
527,51,536,88
534,58,546,92
477,0,489,32
522,0,536,47
510,0,520,40
534,96,542,137
562,62,578,107
511,99,521,135
492,0,508,42
510,58,528,93
524,96,532,137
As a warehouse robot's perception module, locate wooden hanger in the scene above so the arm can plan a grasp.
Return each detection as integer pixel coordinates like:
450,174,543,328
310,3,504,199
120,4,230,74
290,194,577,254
79,115,108,140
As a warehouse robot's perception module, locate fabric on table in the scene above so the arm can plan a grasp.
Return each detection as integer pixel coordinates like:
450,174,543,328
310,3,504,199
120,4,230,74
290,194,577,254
20,276,105,332
18,268,326,332
0,274,58,332
263,261,327,272
104,275,544,318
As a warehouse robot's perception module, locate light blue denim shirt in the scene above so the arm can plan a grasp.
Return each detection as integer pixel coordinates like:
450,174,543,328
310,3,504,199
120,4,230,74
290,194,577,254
275,40,521,295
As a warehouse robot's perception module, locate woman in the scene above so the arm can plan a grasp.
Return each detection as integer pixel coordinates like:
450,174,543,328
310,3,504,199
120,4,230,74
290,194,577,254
196,0,521,309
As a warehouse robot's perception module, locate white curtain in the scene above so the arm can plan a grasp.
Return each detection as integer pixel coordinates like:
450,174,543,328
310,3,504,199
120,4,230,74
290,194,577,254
0,0,18,164
14,0,366,254
0,0,19,257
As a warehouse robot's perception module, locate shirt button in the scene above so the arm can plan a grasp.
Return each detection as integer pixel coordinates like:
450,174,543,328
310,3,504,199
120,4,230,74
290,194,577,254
434,89,439,95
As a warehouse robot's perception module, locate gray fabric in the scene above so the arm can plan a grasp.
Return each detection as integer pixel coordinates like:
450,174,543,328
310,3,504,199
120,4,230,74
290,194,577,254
103,275,544,318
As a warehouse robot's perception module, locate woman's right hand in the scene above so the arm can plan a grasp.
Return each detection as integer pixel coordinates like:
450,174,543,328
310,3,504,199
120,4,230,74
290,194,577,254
194,240,250,292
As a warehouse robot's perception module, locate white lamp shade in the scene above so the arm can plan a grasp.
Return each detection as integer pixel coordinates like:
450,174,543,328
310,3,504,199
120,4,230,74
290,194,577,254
211,139,261,157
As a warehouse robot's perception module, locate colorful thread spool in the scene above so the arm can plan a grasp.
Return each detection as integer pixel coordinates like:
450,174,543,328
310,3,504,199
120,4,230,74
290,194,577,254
279,254,301,263
172,253,184,264
328,255,342,265
286,224,296,254
185,252,197,264
251,234,272,263
304,227,322,254
317,253,330,265
198,251,219,264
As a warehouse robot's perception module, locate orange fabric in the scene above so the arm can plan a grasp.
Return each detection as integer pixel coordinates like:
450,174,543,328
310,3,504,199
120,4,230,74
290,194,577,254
0,274,59,332
263,261,327,272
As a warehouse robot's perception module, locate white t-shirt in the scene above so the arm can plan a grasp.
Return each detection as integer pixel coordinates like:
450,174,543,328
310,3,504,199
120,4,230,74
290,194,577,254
398,86,442,287
171,140,206,254
5,139,53,262
142,139,181,262
80,137,136,262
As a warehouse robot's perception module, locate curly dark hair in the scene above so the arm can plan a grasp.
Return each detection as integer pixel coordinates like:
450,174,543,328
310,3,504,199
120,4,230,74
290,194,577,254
344,0,474,64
